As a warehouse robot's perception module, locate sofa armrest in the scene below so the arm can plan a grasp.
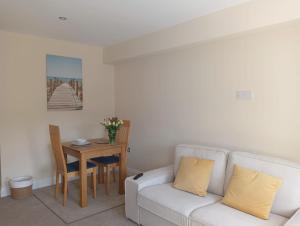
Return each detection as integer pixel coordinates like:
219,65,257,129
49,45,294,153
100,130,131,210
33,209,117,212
125,165,174,224
285,209,300,226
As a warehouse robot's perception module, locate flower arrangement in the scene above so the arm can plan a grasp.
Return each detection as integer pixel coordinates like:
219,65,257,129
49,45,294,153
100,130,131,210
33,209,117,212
101,117,123,144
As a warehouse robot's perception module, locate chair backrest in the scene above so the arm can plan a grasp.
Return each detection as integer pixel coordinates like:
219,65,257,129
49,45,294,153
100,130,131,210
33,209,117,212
49,125,67,173
116,120,131,149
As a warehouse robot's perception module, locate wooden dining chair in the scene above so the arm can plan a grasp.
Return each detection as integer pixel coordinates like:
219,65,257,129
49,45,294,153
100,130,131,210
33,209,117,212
91,120,130,194
49,124,97,206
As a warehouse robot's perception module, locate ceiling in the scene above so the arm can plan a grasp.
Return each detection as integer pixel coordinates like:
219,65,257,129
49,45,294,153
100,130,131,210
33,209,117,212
0,0,251,46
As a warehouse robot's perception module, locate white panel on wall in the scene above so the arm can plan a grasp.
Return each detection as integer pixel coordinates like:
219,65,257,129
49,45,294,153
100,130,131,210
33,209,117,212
236,90,254,100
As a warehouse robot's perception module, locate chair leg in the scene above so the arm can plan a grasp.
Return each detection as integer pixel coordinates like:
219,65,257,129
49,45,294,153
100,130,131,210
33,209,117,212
90,174,92,189
112,167,116,182
61,175,69,194
105,165,110,195
61,175,64,193
92,168,97,198
63,173,68,206
98,165,104,184
55,172,59,198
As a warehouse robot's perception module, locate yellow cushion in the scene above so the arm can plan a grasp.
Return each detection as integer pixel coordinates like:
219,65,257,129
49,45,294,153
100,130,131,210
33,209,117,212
222,165,283,220
173,156,214,196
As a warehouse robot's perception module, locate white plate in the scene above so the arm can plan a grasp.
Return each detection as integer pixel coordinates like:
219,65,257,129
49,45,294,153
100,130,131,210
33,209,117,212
75,138,87,143
71,141,91,146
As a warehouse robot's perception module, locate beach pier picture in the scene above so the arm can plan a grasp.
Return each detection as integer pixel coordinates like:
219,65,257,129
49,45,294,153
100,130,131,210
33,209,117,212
47,55,83,110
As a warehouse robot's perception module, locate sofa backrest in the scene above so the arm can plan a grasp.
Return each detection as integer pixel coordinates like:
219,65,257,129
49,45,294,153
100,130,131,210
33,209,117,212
225,151,300,218
174,144,230,196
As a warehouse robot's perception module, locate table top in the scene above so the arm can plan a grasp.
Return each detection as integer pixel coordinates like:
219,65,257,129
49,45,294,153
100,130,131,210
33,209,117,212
62,138,122,153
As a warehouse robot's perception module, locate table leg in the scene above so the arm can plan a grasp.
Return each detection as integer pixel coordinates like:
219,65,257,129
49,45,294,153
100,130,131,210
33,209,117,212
80,155,88,207
119,144,127,194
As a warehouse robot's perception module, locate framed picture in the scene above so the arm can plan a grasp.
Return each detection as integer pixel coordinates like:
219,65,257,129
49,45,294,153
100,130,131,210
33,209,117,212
46,54,83,110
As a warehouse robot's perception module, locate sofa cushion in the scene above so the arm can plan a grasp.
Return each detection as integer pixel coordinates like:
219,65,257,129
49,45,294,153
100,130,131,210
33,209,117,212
222,165,283,220
225,151,300,218
175,144,230,196
174,157,214,196
190,202,288,226
138,183,221,226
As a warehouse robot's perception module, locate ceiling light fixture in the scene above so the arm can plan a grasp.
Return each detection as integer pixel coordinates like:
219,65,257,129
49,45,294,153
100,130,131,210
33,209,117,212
58,16,67,21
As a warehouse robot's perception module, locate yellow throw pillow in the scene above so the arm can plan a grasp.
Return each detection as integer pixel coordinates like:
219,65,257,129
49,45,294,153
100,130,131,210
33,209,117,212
173,156,214,196
222,165,283,220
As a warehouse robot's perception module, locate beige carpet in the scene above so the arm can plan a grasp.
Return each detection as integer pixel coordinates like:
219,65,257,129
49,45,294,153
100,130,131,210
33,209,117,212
34,179,124,224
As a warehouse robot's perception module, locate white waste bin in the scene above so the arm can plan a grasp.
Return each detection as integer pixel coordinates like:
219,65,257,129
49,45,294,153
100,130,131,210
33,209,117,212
9,176,33,199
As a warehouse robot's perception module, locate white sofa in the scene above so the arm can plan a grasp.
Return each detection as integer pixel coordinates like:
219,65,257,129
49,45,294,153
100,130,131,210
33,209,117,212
125,144,300,226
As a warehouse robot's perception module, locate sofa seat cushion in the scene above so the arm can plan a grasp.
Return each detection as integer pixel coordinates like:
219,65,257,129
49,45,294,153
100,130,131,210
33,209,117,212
138,183,221,226
190,203,288,226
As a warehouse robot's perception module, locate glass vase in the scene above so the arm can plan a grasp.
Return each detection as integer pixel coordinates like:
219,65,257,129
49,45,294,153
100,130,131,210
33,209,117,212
108,129,117,144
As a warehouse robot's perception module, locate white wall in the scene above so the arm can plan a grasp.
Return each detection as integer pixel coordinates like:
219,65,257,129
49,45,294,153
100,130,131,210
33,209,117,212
115,24,300,171
0,31,114,195
104,0,300,63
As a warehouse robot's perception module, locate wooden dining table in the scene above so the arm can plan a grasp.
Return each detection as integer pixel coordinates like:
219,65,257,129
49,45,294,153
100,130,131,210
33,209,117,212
62,139,127,207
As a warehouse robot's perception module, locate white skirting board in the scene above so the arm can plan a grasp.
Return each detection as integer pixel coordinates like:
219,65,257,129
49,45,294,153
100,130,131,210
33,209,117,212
1,167,141,198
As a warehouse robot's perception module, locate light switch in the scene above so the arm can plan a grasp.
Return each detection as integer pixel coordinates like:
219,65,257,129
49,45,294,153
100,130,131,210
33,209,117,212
236,90,254,100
